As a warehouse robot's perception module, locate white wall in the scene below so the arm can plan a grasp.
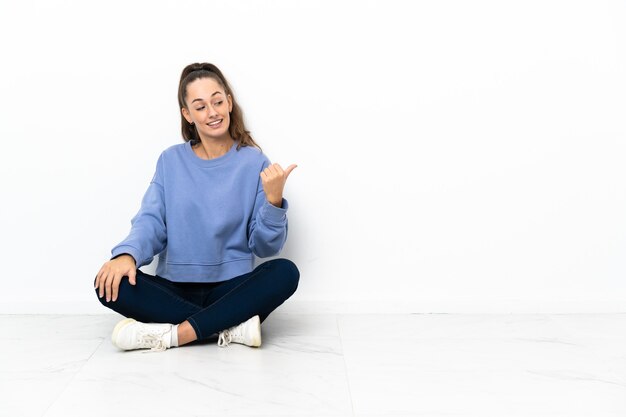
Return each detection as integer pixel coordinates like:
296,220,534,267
0,0,624,314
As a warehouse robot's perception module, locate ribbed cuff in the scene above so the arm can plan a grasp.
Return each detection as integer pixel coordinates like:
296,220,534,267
110,246,141,266
259,198,289,225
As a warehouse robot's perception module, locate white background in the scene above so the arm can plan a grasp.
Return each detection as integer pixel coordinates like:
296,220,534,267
0,0,624,314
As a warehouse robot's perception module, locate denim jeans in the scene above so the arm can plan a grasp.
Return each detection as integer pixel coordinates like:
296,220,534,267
94,258,299,340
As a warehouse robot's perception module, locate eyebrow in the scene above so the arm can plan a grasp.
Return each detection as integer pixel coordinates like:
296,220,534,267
192,91,222,103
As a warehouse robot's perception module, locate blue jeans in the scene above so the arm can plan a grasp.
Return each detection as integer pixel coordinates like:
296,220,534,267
94,258,299,340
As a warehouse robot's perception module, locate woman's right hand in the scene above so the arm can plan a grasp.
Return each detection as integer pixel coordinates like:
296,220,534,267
94,254,137,303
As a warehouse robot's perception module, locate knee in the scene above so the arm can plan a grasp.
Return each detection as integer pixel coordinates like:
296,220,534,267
93,274,134,307
273,258,300,295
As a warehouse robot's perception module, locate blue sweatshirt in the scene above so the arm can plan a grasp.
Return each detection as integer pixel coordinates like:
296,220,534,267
110,140,289,283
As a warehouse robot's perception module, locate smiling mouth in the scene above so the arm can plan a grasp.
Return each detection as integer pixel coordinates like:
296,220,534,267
207,119,223,127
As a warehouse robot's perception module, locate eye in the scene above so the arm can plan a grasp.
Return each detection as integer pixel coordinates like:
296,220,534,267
196,106,205,111
214,101,223,106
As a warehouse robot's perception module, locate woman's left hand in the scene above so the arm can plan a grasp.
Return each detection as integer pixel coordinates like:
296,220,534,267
260,163,297,207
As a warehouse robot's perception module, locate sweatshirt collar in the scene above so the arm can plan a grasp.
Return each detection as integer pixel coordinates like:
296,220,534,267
184,140,239,168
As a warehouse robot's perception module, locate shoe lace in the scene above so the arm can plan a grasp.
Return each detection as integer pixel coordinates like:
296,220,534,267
138,327,171,353
218,329,233,347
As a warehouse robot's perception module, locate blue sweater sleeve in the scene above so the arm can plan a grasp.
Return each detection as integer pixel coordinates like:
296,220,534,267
247,159,289,258
111,154,167,267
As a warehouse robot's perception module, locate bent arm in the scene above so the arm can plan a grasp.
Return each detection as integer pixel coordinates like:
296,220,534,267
248,160,289,257
111,180,167,267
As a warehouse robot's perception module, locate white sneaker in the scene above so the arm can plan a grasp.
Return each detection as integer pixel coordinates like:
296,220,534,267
217,315,262,348
112,318,173,353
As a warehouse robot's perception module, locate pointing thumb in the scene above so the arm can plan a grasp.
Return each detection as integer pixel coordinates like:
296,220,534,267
285,164,298,178
129,269,137,286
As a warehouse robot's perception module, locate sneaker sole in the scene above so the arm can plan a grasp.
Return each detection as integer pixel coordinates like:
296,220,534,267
111,318,137,349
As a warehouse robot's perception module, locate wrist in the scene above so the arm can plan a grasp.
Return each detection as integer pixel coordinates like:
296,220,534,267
267,197,282,208
114,253,136,265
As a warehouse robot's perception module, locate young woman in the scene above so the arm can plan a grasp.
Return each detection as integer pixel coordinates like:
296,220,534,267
93,62,299,353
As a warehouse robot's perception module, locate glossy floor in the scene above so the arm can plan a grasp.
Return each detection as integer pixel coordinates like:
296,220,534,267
1,313,625,416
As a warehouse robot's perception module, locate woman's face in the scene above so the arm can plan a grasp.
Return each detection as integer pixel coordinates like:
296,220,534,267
182,77,233,141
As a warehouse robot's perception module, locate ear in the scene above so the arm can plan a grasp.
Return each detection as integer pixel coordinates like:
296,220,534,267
181,107,193,124
228,94,233,113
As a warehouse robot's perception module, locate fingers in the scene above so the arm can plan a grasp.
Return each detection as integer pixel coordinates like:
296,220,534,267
260,166,275,183
96,257,138,302
95,264,107,292
95,269,102,290
106,271,114,302
261,163,297,180
260,163,297,205
96,263,112,299
98,269,106,299
263,164,275,176
273,163,287,177
111,273,123,302
129,268,137,286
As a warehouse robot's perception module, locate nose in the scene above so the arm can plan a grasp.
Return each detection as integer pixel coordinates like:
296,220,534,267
208,104,219,118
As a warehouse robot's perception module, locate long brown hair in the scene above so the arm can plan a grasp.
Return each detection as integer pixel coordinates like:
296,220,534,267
178,63,261,152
